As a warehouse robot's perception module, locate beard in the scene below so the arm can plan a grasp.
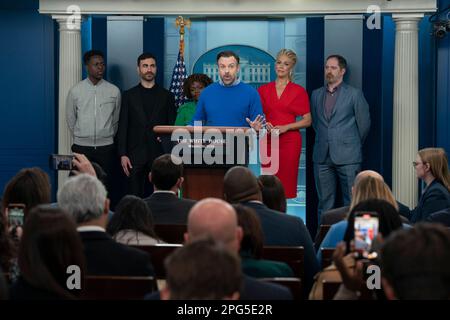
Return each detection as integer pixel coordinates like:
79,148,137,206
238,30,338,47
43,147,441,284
141,72,155,81
326,73,336,83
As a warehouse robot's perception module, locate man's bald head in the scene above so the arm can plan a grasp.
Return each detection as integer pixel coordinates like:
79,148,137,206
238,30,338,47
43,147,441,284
223,166,262,203
354,170,384,187
186,198,242,253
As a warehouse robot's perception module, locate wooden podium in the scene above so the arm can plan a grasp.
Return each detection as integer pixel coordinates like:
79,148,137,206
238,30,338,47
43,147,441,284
154,125,252,200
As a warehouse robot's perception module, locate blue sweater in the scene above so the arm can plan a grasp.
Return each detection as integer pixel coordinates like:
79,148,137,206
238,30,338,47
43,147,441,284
190,82,263,127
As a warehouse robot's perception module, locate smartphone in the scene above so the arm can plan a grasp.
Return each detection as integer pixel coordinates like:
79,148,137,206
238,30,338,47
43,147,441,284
8,204,25,227
49,154,75,170
354,211,379,258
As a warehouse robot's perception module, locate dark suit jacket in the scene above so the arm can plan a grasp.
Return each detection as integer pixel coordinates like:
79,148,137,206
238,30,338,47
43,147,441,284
401,180,450,223
426,208,450,227
242,201,319,294
10,277,65,300
311,82,371,165
144,275,292,300
79,231,154,276
117,84,176,166
144,192,196,224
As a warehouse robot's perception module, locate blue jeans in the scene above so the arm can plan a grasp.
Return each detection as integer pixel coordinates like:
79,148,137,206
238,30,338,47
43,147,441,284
314,157,360,223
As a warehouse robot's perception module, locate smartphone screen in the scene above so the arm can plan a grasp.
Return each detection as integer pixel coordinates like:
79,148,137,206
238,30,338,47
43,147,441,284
8,205,25,226
50,154,74,170
354,212,379,257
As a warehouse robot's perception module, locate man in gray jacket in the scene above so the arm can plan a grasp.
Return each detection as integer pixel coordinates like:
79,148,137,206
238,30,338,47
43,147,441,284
311,55,370,220
66,50,121,191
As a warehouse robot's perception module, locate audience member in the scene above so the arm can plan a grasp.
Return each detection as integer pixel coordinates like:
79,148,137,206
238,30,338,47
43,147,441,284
144,154,195,224
58,174,154,276
426,207,450,226
380,223,450,300
10,206,85,300
161,238,241,300
317,175,399,260
2,167,51,218
107,195,163,245
401,148,450,222
0,205,17,278
223,166,318,293
234,204,294,278
310,199,402,300
257,175,287,213
185,198,292,300
318,170,385,226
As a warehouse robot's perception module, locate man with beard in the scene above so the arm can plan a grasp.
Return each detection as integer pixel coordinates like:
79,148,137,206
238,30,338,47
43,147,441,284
310,55,371,219
190,51,264,129
117,53,176,197
66,50,121,191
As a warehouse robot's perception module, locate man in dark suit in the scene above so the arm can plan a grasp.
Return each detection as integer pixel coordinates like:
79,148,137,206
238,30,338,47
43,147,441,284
223,166,319,294
311,55,371,219
58,174,154,276
144,154,196,224
117,52,176,197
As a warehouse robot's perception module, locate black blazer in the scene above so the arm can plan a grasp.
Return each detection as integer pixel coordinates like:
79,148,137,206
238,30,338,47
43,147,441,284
79,231,154,276
117,84,176,165
243,201,319,294
144,192,196,225
401,180,450,223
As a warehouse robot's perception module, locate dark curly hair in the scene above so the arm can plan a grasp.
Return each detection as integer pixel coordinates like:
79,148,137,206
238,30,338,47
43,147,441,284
183,74,213,99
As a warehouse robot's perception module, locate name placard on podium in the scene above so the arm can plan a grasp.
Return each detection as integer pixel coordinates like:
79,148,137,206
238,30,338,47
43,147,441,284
154,125,254,200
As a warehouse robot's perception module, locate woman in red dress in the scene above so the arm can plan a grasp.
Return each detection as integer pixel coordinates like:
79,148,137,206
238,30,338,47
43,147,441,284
258,49,312,199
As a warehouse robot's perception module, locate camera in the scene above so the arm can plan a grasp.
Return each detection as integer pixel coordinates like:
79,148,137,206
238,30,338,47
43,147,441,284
8,204,25,227
354,211,379,259
49,154,75,170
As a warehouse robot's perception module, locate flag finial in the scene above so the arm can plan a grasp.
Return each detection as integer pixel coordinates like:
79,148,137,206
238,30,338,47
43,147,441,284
175,16,191,56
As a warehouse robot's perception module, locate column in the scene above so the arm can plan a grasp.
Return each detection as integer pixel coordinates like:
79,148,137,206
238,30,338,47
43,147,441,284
392,14,423,207
52,14,82,190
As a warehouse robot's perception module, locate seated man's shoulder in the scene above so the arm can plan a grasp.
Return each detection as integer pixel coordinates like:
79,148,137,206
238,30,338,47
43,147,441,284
242,276,292,300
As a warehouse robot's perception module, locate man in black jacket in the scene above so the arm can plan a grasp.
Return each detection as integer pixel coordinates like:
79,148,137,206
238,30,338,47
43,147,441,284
117,52,176,197
58,174,154,276
144,154,196,224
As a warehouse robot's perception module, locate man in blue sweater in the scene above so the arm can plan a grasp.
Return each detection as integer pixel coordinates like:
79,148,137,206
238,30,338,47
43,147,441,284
190,51,264,129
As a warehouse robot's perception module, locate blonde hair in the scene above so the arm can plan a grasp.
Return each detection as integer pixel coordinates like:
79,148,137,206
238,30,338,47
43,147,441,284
350,176,398,211
418,148,450,192
276,49,297,82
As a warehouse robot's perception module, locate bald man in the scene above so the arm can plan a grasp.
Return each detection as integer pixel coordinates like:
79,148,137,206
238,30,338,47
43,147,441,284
185,198,292,300
223,167,319,294
186,198,242,252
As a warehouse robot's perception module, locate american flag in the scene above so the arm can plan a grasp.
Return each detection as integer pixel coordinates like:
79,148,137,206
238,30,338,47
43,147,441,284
169,51,188,109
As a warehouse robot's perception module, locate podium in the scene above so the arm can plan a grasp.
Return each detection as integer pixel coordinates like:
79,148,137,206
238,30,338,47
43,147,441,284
154,125,252,200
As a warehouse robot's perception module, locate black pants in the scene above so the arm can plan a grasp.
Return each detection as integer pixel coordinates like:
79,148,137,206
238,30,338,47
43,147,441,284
71,144,116,193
